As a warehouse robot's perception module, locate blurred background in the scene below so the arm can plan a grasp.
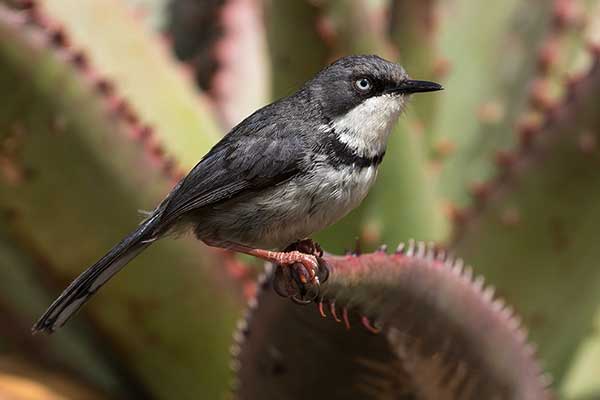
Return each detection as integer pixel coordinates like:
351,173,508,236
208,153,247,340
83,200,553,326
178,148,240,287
1,0,600,398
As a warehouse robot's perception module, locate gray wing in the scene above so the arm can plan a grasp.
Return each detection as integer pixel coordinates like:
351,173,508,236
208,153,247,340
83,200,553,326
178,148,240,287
157,122,305,226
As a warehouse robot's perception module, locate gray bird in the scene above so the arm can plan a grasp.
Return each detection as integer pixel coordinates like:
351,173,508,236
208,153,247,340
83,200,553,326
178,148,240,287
33,55,442,333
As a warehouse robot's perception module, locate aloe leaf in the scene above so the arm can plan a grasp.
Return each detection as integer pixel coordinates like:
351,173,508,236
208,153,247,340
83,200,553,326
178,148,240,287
320,0,393,56
431,0,555,206
0,6,240,399
264,0,329,99
390,0,441,129
167,0,271,130
124,0,170,31
234,244,548,399
452,52,600,385
0,221,143,397
37,0,222,167
561,306,600,399
0,356,107,400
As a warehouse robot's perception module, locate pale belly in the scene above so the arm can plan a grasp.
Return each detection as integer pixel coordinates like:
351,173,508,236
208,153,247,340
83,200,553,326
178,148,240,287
195,165,378,249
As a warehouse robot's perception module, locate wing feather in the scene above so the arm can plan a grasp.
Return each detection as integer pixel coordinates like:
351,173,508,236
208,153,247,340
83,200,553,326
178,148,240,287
157,122,304,226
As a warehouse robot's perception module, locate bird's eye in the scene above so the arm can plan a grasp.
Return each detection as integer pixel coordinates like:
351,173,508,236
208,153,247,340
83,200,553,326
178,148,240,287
354,77,372,92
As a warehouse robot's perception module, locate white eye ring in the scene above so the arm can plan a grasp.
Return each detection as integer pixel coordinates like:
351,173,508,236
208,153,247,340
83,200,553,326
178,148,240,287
354,77,372,92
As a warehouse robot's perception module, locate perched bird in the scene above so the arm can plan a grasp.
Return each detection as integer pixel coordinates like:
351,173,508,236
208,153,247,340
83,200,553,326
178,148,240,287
33,55,442,333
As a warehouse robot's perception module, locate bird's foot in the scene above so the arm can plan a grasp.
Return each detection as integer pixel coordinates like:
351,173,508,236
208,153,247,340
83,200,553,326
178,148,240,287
204,239,328,303
284,239,329,283
271,239,329,304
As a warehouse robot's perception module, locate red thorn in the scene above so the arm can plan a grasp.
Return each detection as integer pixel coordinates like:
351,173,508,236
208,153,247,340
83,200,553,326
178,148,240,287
95,79,114,96
342,308,351,330
361,316,381,334
17,0,36,10
49,26,68,48
330,302,341,323
433,138,456,159
314,16,337,48
148,140,165,159
517,118,541,149
69,50,89,70
224,252,249,280
529,79,554,111
566,71,585,92
588,41,600,59
139,125,153,140
537,37,560,75
433,57,452,79
318,301,327,318
476,101,504,124
24,5,44,26
130,125,149,141
115,100,132,118
469,182,492,204
543,99,564,125
552,0,581,30
161,157,177,176
495,150,516,170
121,106,139,126
110,99,137,127
445,203,469,225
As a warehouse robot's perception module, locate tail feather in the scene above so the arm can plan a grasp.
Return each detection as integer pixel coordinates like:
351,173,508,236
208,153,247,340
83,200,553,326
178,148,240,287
32,216,159,334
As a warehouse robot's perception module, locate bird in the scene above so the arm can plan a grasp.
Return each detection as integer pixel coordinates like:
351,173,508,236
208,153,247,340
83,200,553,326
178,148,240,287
32,54,443,333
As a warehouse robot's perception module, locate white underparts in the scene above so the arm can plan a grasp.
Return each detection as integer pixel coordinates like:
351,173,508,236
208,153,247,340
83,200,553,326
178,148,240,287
331,94,406,158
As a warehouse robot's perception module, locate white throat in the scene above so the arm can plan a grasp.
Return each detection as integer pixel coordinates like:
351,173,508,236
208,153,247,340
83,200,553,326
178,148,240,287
331,94,405,158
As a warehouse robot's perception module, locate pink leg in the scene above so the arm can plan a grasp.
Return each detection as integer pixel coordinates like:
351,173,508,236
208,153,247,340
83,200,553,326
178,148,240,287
206,241,320,284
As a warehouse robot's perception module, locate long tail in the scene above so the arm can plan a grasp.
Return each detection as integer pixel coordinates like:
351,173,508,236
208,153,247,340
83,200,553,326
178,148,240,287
32,215,161,334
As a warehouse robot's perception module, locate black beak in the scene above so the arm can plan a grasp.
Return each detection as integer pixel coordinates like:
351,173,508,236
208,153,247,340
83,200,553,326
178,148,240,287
389,79,443,94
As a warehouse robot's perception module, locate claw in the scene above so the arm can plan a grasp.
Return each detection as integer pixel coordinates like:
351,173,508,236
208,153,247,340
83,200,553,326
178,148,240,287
330,302,341,322
291,280,320,304
291,293,314,305
318,300,327,318
269,239,328,304
316,257,330,283
272,265,296,298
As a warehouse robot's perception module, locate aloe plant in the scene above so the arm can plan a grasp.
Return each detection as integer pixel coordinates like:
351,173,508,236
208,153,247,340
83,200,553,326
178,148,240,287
1,0,600,399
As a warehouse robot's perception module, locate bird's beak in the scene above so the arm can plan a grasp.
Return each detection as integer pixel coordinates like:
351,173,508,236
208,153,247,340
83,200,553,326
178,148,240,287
388,80,444,94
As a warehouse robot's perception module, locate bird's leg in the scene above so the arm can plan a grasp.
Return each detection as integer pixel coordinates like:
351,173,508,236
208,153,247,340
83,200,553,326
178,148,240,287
205,240,321,284
204,239,328,303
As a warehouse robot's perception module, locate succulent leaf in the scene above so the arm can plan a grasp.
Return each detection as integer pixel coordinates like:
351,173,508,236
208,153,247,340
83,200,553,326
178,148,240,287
0,6,240,399
36,0,222,168
167,0,271,130
0,221,141,396
390,0,441,129
0,356,106,400
264,0,330,99
452,51,600,384
560,304,600,399
234,245,548,399
431,0,556,207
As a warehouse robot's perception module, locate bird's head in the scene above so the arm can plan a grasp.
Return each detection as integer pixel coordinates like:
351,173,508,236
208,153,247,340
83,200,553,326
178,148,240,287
309,54,442,118
307,55,443,157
